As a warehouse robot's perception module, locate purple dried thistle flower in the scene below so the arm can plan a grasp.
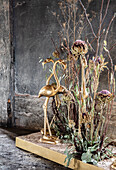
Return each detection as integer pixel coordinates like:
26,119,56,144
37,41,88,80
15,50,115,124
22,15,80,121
98,90,111,95
74,40,85,45
73,40,87,50
96,90,114,103
71,40,88,57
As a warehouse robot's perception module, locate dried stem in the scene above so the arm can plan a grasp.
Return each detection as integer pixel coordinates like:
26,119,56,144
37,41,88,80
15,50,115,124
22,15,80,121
95,103,103,140
67,7,71,47
51,37,60,54
78,91,82,137
107,51,115,95
108,43,116,52
102,0,110,24
73,0,76,41
100,99,114,151
95,0,104,58
79,0,97,39
104,13,116,42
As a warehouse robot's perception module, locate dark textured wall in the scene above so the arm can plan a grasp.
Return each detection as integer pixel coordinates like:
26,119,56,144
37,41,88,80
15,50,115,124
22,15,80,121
14,0,60,95
0,1,11,125
14,0,116,95
15,95,53,130
13,0,61,129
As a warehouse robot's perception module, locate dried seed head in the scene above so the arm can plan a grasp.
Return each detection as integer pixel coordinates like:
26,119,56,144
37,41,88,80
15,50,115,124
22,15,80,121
97,90,114,103
71,40,88,60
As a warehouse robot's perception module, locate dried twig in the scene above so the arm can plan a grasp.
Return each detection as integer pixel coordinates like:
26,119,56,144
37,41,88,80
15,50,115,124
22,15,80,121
73,0,76,42
79,0,97,39
102,0,110,24
95,0,104,58
104,13,116,41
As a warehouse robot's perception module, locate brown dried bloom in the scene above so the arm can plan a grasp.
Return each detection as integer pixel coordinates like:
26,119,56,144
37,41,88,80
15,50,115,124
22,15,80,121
71,40,88,60
97,90,114,103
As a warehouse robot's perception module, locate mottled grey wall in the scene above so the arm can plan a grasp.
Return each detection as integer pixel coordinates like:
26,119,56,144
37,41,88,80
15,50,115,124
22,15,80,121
14,0,116,95
14,0,60,95
15,95,53,130
13,0,61,129
0,1,11,125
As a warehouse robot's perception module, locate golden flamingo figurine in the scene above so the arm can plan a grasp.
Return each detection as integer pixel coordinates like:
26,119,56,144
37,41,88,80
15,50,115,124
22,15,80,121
42,58,67,128
38,59,67,143
42,58,66,108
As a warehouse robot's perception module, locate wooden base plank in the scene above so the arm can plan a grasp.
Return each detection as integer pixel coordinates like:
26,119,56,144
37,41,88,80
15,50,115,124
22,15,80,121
15,132,103,170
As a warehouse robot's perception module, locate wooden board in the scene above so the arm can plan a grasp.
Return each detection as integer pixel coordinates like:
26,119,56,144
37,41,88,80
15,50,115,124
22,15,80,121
16,132,103,170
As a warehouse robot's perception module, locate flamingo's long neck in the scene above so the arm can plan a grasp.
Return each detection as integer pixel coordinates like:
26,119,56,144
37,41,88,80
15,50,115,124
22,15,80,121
53,61,61,94
46,60,54,85
46,73,54,85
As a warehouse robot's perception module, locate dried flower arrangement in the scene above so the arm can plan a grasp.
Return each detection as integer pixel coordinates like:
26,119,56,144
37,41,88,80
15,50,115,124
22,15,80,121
40,0,116,167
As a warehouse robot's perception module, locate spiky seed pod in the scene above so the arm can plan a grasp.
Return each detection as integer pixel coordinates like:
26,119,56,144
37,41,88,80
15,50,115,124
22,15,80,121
97,90,114,103
71,40,88,60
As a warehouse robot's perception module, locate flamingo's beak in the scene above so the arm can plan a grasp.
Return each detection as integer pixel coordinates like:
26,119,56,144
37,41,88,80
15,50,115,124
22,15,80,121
38,94,41,98
42,62,45,68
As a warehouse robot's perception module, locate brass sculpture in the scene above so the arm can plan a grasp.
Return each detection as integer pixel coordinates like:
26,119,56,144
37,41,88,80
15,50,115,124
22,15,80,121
42,58,67,108
38,59,67,143
42,58,67,126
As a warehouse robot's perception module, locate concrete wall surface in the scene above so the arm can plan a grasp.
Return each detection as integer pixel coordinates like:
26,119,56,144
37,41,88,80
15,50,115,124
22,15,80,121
0,1,11,125
14,95,53,130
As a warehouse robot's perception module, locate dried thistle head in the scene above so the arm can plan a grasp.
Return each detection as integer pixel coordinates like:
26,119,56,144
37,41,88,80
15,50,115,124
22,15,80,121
71,40,88,60
96,90,114,103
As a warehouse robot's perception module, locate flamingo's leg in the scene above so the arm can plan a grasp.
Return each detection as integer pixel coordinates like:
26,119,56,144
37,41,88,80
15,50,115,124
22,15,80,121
43,97,52,137
46,116,52,136
50,116,55,128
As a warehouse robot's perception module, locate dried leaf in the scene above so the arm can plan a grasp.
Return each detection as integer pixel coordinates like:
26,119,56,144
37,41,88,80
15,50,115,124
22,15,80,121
104,40,107,47
104,47,108,52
